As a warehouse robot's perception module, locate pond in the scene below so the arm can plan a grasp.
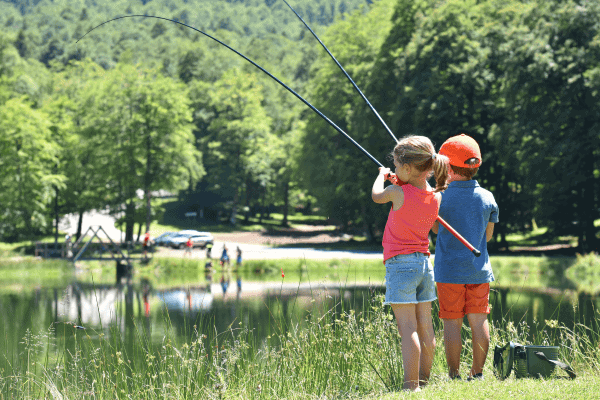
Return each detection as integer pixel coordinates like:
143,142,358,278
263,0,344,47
1,257,598,375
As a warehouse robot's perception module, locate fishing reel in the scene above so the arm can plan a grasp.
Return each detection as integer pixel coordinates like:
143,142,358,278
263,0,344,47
385,173,407,186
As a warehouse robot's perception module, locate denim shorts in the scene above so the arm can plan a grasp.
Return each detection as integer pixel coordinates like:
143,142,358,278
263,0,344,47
384,253,437,305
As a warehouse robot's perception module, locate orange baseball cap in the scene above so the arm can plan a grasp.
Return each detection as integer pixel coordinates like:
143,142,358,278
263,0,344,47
439,134,482,168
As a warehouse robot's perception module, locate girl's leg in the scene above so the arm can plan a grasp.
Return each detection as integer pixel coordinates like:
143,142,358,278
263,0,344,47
391,304,420,391
415,301,436,385
443,318,463,378
466,313,490,376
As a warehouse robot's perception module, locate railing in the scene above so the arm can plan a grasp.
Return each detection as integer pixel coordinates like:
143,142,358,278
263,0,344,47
35,226,150,264
34,242,66,258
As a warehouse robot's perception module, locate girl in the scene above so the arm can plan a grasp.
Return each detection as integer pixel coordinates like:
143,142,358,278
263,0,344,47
371,135,448,391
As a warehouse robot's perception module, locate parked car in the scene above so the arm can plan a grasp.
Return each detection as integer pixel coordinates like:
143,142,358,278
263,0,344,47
169,232,214,249
154,232,178,246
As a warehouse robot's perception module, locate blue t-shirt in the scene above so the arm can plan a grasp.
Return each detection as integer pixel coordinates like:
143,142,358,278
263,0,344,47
434,180,499,284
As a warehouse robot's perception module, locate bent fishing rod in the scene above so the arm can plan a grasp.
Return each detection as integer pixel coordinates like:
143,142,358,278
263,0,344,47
77,15,480,257
284,2,481,257
77,15,381,168
282,0,398,143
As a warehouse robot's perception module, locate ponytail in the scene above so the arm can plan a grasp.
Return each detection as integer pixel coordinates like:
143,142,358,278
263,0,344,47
432,154,449,193
392,135,449,192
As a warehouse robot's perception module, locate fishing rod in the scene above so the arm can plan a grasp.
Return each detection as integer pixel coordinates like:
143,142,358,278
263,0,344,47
76,15,382,168
77,15,480,257
284,2,481,257
281,0,398,143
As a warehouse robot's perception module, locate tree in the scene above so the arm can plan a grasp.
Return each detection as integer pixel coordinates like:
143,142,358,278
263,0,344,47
297,0,396,236
0,97,62,240
501,0,600,251
191,68,272,225
82,62,204,240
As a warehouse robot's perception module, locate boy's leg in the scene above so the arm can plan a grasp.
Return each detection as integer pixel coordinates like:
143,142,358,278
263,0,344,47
466,313,490,376
391,304,421,391
415,301,435,386
464,283,491,377
437,283,467,379
443,318,463,378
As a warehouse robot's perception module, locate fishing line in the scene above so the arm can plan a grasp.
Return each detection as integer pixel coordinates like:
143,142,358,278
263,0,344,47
281,0,399,143
77,14,480,256
283,3,482,256
76,14,384,168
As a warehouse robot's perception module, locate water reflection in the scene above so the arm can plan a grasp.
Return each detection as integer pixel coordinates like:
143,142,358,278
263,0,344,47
1,266,598,376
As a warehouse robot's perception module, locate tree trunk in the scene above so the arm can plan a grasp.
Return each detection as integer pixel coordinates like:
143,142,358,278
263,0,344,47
76,210,84,241
144,121,152,233
125,201,135,242
259,187,266,224
282,181,289,227
54,187,59,246
244,177,251,223
145,189,152,233
136,222,143,243
582,146,599,252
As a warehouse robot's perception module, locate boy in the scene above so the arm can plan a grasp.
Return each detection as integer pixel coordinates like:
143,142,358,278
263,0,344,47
431,134,499,380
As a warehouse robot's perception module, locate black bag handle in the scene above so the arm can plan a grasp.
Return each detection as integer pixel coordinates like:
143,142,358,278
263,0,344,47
533,351,576,379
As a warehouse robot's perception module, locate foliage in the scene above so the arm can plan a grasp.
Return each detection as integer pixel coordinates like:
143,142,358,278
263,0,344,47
0,96,61,239
0,0,598,249
299,0,397,232
565,252,600,295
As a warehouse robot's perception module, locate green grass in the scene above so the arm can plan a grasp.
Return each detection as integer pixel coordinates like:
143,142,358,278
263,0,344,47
565,253,600,295
1,287,598,399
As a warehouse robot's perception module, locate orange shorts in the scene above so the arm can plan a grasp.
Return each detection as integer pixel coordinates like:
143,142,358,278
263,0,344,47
436,282,490,319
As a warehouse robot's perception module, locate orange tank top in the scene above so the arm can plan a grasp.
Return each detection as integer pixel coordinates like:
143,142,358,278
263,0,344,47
382,184,440,262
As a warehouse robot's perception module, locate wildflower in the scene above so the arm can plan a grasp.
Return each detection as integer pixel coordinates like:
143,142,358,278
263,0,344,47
545,319,559,329
281,268,285,278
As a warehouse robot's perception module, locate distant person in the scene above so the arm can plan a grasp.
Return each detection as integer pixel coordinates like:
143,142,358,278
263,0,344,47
64,234,73,258
220,244,230,266
236,246,242,265
371,135,448,392
206,242,213,259
142,231,152,259
431,134,499,381
185,237,193,257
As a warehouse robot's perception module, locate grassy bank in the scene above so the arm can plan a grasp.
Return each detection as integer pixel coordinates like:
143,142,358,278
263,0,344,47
1,288,598,399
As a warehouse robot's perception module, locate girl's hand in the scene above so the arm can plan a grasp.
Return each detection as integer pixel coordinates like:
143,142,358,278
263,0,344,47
379,167,391,176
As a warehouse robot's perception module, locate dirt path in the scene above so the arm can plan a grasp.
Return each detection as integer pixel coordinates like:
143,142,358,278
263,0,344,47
60,211,382,260
156,226,382,261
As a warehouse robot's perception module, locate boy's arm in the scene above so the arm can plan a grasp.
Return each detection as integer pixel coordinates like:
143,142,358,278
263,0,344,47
486,222,495,242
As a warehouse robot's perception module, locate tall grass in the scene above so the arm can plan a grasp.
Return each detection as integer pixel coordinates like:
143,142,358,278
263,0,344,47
1,284,599,400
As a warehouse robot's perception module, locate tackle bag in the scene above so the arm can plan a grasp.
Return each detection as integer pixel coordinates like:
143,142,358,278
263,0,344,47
493,342,576,380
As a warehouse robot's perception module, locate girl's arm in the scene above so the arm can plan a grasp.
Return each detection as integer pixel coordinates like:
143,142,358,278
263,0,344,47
431,220,439,234
372,168,404,209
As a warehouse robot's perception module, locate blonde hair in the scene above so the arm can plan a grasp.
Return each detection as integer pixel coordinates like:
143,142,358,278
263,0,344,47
392,135,449,192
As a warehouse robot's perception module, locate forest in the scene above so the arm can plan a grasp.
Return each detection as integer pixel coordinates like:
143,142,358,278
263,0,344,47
0,0,598,251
